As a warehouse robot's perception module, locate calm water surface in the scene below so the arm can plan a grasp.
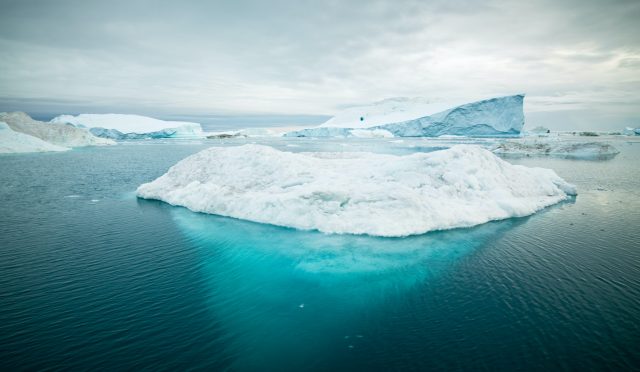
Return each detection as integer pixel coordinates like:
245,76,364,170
1,138,639,370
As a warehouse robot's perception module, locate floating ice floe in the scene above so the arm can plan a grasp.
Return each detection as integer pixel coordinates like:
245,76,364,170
491,139,620,159
285,95,525,138
137,144,576,237
0,112,114,148
0,121,70,153
51,113,204,139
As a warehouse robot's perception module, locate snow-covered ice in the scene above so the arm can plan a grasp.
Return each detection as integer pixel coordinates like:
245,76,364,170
285,95,525,138
492,139,620,159
0,122,69,153
51,114,204,139
0,112,114,148
137,144,576,237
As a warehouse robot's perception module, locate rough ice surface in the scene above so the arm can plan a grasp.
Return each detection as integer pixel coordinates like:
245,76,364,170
0,112,114,148
51,114,204,139
137,144,576,237
285,95,525,138
0,122,69,153
492,139,620,159
622,127,640,136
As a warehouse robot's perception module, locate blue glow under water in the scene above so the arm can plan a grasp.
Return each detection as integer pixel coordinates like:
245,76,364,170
1,138,639,370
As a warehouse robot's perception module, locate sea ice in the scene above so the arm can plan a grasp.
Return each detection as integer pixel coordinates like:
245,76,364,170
285,95,525,138
51,113,204,139
0,121,70,153
137,144,576,237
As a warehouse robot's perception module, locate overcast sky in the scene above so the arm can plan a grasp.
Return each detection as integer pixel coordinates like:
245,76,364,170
1,0,639,130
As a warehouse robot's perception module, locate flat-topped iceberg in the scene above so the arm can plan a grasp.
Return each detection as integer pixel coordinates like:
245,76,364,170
0,112,114,148
137,144,576,237
51,114,204,139
0,122,69,153
492,139,620,159
285,95,525,138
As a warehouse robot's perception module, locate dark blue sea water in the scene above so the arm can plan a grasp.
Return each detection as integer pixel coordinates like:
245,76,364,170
1,138,639,370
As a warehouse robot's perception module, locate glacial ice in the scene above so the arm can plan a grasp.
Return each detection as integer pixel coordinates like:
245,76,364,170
622,127,640,136
0,122,69,153
285,95,525,138
492,139,620,159
51,114,204,139
137,144,576,237
0,112,114,148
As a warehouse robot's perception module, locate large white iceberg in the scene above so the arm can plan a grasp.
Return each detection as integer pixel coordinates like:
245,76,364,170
285,95,525,138
50,114,204,139
137,144,576,237
0,112,114,148
0,122,69,153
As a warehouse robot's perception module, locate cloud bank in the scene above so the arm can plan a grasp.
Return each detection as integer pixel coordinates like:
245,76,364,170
1,0,639,130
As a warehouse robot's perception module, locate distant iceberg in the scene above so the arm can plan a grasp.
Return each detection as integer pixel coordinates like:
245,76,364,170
492,139,620,159
137,144,576,237
51,114,204,139
0,112,114,149
285,95,525,138
0,122,69,153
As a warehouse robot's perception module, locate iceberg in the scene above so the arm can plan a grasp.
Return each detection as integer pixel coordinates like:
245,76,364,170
50,113,204,139
0,112,114,148
137,144,576,237
0,121,69,153
622,127,640,136
285,95,525,138
492,139,620,159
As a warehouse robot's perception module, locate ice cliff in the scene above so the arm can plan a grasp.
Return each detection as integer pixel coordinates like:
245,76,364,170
0,112,114,149
285,95,525,138
51,114,204,139
137,144,576,237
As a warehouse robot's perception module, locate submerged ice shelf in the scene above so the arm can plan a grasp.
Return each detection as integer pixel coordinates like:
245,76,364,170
137,144,576,237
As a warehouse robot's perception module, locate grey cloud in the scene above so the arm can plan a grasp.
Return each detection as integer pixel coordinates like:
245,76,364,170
0,0,639,130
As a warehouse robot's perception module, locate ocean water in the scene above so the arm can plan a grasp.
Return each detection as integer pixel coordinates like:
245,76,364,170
1,138,639,370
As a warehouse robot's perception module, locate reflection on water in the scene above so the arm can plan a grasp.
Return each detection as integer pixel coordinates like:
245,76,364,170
166,205,529,370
